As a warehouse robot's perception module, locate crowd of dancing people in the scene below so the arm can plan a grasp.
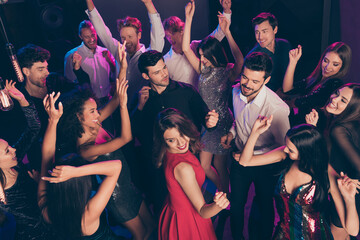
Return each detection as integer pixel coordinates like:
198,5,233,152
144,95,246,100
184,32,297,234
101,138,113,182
1,0,360,239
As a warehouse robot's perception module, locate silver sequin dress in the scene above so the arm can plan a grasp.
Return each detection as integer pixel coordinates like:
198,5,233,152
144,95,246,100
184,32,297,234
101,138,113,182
199,65,234,154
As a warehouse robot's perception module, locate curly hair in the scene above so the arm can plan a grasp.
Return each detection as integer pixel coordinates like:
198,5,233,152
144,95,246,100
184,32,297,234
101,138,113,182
57,88,96,156
17,44,50,69
153,108,202,168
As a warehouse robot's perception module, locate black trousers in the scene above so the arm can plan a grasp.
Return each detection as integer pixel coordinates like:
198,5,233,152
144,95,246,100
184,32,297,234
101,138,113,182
230,158,284,240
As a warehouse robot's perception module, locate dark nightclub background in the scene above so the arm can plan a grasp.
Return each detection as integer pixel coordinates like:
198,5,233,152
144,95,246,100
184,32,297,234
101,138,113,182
0,0,358,84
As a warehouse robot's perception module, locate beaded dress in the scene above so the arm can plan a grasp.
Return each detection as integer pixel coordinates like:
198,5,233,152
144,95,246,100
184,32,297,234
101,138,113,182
198,65,234,154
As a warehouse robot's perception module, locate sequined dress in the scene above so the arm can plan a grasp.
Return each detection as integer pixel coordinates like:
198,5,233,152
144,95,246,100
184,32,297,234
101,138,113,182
198,66,234,154
273,174,333,239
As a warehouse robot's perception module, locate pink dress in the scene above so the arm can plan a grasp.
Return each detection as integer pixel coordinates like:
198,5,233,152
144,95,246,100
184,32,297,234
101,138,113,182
158,151,216,240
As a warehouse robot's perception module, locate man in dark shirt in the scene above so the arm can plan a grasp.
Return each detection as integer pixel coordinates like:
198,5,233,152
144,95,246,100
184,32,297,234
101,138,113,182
247,12,291,92
17,44,50,170
131,50,218,213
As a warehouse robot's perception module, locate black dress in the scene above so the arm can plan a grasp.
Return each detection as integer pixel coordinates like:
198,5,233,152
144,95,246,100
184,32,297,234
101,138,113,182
0,103,50,240
93,148,142,223
289,77,343,126
81,213,123,240
329,121,360,228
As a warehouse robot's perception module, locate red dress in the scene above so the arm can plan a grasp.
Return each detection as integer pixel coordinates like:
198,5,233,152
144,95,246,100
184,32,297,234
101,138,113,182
158,151,217,240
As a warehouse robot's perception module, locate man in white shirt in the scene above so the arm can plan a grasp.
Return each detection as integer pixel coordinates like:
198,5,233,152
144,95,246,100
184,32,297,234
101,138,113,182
221,52,290,239
85,0,164,103
64,20,115,102
162,0,232,88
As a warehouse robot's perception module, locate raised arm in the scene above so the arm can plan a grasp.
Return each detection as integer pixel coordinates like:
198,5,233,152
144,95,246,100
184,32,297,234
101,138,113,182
328,167,359,236
142,0,165,52
237,116,286,166
43,160,121,226
80,78,132,161
85,0,119,58
98,42,127,122
211,0,232,41
218,13,243,82
38,92,63,218
182,1,200,74
174,162,229,218
283,45,302,92
5,80,41,162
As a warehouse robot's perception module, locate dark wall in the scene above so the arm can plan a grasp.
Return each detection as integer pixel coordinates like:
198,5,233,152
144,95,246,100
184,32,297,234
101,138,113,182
0,0,357,84
340,0,360,83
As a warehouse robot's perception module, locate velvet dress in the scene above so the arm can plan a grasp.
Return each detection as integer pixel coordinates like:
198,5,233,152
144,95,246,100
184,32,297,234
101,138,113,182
158,151,216,240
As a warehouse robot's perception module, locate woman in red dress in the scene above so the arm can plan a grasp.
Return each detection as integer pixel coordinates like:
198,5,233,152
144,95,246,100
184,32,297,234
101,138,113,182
154,108,229,240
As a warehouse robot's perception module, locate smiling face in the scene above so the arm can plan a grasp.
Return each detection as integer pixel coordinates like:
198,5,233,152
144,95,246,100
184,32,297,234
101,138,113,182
240,67,270,102
0,139,18,169
80,27,98,51
78,98,100,129
325,87,353,115
120,26,141,55
321,51,343,79
23,61,49,89
163,127,190,154
254,20,278,52
165,30,183,54
283,137,299,161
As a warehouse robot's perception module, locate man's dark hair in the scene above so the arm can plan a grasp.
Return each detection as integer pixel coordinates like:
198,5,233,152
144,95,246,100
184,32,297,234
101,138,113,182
252,12,278,30
138,50,164,74
17,44,50,69
78,20,94,36
243,52,273,79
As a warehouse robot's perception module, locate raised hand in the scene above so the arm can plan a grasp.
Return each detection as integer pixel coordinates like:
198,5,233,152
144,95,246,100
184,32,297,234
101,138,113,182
220,0,231,13
218,12,230,35
251,115,273,135
43,92,63,121
185,0,195,19
289,45,302,64
305,109,319,126
5,80,28,106
102,50,112,62
214,191,230,209
72,51,82,70
41,165,77,183
337,172,358,202
118,41,127,69
221,132,233,149
28,169,41,183
116,78,129,108
137,86,151,111
205,110,219,128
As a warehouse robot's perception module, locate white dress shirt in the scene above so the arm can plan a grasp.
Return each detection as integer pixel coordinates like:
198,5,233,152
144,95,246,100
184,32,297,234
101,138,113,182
230,84,290,154
164,12,231,89
86,7,165,102
64,43,113,98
